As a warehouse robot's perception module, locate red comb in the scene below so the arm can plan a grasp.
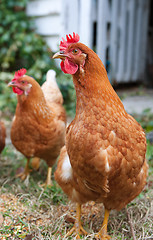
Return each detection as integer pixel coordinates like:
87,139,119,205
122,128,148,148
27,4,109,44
14,68,27,80
60,32,80,51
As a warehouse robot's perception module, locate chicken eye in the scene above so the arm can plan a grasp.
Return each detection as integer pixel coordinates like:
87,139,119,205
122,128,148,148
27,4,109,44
21,81,25,84
72,49,78,54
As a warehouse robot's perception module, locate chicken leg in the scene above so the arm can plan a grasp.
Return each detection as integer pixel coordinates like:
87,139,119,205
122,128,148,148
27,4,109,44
16,158,31,180
66,203,88,239
95,208,111,240
41,167,53,188
46,167,52,186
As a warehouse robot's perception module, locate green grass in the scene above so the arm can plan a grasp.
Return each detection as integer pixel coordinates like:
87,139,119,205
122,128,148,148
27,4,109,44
0,111,153,239
0,140,153,239
134,108,153,132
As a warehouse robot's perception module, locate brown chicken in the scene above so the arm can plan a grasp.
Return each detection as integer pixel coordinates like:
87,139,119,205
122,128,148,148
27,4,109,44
0,121,6,153
8,68,66,186
53,33,148,239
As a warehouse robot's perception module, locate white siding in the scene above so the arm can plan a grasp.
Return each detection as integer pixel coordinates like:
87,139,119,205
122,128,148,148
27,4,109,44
110,0,149,83
34,15,61,35
26,0,61,16
61,0,93,47
26,0,150,83
26,0,62,52
97,0,111,67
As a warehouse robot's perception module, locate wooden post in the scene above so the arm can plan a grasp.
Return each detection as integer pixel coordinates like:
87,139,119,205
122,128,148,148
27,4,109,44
110,0,120,82
116,0,127,82
139,0,150,80
79,0,92,48
132,0,144,81
124,0,136,82
97,0,111,67
61,0,79,36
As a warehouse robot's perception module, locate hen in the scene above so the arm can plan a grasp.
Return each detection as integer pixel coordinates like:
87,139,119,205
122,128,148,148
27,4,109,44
53,33,148,239
8,69,66,186
0,121,6,154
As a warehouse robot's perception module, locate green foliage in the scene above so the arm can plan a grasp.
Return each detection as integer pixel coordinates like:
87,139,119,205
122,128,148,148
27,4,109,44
146,141,153,177
0,0,76,116
0,73,17,114
0,0,55,82
134,108,153,132
146,142,153,161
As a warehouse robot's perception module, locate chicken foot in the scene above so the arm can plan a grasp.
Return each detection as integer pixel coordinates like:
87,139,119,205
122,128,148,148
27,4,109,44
65,203,88,239
16,158,32,180
95,208,111,240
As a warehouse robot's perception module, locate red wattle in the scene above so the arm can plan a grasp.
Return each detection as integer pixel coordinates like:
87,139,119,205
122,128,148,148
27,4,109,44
65,58,78,74
60,61,68,74
13,87,24,95
61,58,78,75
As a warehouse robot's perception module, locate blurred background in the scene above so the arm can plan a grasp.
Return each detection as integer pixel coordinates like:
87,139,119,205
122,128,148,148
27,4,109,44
26,0,152,85
0,0,153,118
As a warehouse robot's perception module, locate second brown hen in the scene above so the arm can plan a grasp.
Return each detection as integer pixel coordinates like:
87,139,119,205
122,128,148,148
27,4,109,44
9,69,66,186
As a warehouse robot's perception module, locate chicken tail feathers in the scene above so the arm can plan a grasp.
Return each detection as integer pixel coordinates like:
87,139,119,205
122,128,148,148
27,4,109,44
41,69,63,105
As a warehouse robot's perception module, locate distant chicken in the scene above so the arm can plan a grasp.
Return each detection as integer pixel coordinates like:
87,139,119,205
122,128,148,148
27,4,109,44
8,69,66,186
53,33,148,239
0,121,6,153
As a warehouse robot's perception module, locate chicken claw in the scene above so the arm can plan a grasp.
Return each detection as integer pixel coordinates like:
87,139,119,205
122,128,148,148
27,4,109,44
95,233,111,240
16,171,30,180
16,158,31,180
66,225,87,239
66,203,88,239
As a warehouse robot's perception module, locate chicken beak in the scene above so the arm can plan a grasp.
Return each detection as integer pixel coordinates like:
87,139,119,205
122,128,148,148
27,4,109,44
8,81,16,87
52,52,67,60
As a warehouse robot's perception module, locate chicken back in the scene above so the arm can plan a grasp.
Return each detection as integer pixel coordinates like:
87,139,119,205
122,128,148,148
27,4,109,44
9,69,66,185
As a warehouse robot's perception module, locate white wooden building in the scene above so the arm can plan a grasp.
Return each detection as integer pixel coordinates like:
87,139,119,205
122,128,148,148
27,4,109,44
26,0,151,84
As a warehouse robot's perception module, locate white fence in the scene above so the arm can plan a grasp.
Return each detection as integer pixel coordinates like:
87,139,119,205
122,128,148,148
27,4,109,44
62,0,150,83
26,0,62,52
27,0,150,83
